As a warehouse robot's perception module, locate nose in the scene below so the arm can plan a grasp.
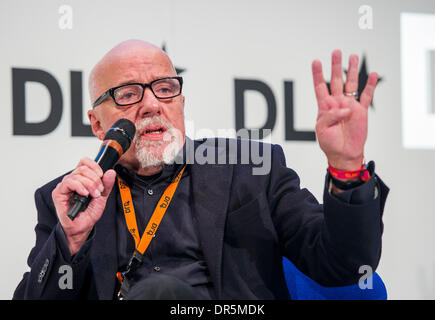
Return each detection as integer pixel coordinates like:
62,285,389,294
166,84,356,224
137,87,161,118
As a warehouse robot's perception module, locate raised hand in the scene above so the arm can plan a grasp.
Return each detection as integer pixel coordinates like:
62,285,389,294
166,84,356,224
312,50,378,171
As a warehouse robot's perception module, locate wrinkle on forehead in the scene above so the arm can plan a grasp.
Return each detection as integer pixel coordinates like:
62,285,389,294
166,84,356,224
88,39,175,102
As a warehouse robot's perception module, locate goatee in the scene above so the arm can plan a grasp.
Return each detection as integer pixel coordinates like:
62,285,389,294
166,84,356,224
134,117,183,169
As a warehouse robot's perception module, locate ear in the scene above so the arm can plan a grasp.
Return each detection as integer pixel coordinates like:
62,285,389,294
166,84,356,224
181,95,185,110
88,110,105,140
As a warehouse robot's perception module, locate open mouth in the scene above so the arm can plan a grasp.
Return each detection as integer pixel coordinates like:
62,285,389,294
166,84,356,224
141,125,167,140
146,128,164,134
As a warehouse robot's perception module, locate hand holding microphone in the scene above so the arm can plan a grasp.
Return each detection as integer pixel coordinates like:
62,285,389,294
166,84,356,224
52,119,135,255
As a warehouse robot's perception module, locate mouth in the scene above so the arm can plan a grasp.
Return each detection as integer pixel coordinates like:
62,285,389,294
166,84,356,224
140,125,167,140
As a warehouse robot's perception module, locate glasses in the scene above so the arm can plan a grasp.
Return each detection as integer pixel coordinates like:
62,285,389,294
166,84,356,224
92,76,183,108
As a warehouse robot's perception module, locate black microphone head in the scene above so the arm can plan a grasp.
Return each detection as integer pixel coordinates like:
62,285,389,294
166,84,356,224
104,119,136,153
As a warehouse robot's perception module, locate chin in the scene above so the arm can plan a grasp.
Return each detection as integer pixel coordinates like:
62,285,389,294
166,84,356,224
135,137,182,169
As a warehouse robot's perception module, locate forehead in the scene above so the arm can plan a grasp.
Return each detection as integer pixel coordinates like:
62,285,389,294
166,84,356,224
95,48,176,91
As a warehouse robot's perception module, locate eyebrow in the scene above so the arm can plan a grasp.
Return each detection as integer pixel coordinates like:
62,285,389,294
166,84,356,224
116,80,141,87
115,75,174,87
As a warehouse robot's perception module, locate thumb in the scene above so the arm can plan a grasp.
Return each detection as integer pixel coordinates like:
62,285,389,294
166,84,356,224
101,169,116,197
318,108,351,128
84,169,116,223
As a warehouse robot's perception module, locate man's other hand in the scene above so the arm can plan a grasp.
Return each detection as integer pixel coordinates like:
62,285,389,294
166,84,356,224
312,50,378,171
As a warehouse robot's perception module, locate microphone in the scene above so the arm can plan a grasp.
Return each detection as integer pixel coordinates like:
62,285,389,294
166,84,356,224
67,118,136,221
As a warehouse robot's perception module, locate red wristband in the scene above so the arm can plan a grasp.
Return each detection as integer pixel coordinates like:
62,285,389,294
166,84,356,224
328,164,371,182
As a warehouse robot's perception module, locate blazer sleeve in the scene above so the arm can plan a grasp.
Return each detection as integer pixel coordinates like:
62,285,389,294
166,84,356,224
13,183,94,300
268,144,389,286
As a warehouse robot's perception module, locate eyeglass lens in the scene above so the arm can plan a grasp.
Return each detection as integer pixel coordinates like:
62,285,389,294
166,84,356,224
113,78,181,105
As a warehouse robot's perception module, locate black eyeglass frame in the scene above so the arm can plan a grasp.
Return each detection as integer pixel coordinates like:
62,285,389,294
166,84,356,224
92,76,183,109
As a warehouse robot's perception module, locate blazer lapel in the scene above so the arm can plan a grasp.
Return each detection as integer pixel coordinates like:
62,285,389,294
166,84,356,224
190,139,233,299
90,188,119,300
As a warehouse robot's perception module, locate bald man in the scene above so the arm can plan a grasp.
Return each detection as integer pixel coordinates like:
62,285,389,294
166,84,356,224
14,40,389,300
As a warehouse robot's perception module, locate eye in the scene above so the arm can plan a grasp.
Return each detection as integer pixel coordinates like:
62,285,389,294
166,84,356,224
154,83,174,94
119,92,134,99
152,79,179,97
114,85,142,103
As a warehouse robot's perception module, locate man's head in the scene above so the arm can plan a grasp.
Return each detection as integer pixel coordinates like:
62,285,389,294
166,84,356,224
88,40,186,175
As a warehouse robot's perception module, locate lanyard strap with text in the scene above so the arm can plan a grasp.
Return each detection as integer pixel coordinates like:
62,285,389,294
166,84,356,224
116,166,186,294
118,165,186,255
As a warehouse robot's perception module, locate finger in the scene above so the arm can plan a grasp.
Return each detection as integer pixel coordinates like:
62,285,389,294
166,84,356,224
344,54,359,94
71,166,104,191
312,59,329,104
101,169,116,197
360,72,378,108
316,95,339,120
80,175,104,198
317,108,351,128
77,157,103,178
330,50,343,96
83,170,116,223
63,174,103,198
57,176,90,197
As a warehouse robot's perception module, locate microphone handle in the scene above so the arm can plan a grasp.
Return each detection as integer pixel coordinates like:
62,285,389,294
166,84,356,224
67,193,92,220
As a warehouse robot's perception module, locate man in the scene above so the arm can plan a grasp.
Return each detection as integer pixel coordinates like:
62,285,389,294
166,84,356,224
13,40,388,300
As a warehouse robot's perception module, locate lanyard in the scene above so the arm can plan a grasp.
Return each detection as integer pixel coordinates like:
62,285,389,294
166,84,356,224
115,165,186,296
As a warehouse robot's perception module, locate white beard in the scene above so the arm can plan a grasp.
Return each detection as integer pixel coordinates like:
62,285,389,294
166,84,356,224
134,117,183,169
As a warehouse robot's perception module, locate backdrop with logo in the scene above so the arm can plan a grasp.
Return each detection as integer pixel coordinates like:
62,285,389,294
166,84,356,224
1,0,435,299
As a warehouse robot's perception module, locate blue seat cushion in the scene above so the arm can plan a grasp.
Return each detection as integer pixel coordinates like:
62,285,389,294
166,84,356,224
282,257,387,300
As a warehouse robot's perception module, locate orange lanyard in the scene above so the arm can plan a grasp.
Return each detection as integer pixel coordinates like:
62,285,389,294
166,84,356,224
117,165,186,255
116,165,186,288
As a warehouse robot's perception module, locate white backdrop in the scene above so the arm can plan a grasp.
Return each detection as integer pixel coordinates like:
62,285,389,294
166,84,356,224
1,0,435,299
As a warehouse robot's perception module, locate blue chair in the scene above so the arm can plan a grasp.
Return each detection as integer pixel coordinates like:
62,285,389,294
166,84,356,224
282,257,387,300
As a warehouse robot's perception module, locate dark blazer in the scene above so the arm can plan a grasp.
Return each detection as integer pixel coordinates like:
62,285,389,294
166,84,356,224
13,138,389,300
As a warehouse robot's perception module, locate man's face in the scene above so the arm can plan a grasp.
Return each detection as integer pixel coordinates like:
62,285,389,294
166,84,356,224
88,44,185,173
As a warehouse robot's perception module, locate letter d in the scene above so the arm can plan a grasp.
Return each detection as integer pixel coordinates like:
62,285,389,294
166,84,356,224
214,305,222,315
234,78,276,140
12,68,63,135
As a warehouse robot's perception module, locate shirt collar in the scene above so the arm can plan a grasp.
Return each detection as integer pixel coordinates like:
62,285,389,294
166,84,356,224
114,138,191,188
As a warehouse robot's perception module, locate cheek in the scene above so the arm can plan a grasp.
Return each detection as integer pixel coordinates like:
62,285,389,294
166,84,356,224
102,112,137,132
168,107,185,131
121,140,140,164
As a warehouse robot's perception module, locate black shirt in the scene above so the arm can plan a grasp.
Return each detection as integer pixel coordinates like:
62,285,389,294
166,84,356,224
114,161,215,299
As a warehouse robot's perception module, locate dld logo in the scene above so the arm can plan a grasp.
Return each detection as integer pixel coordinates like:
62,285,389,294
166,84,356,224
12,68,91,136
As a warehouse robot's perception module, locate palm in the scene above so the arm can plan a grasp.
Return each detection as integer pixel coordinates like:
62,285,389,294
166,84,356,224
317,96,367,161
312,50,378,171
